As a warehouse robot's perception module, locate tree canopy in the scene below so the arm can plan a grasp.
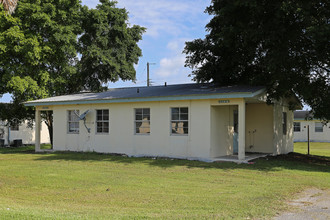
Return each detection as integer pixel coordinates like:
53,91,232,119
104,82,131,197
0,0,145,123
0,0,145,143
184,0,330,120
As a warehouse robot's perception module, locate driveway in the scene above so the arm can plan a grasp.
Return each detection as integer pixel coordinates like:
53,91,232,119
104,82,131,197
274,188,330,220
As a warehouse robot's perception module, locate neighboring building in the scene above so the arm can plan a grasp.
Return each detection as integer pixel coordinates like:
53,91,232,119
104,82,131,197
25,83,301,162
294,110,330,142
0,120,50,146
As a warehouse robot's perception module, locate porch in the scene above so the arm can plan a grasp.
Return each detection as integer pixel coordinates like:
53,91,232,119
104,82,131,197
210,100,274,161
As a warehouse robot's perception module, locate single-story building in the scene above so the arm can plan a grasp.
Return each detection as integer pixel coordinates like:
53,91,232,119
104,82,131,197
0,120,50,146
294,110,330,142
25,83,301,162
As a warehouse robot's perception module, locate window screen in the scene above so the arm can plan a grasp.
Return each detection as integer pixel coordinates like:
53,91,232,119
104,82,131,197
96,110,109,133
315,122,323,132
135,108,150,134
68,110,79,133
294,122,301,132
171,107,188,135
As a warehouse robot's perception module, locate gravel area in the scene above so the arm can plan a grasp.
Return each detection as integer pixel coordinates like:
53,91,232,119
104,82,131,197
274,188,330,220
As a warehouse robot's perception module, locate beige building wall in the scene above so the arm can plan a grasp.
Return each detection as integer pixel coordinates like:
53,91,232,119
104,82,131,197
245,103,274,153
273,101,294,154
210,105,235,157
37,97,295,160
52,100,212,160
0,121,50,145
294,120,330,142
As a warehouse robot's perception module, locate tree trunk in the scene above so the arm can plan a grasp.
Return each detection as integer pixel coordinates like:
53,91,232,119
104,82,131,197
44,111,53,148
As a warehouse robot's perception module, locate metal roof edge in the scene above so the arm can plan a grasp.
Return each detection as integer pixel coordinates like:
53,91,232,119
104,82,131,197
24,88,266,107
294,118,321,122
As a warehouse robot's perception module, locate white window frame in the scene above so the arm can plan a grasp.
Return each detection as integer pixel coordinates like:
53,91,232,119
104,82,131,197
315,122,323,132
170,107,189,135
134,108,150,135
67,110,79,134
96,109,109,134
293,122,301,132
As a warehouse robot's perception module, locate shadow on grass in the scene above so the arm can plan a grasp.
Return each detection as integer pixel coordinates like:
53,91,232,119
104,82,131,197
0,146,36,154
0,144,51,154
1,146,329,173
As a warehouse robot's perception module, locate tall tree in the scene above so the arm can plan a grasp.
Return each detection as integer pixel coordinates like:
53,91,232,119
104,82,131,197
1,0,83,144
79,0,145,91
0,0,145,144
184,0,330,120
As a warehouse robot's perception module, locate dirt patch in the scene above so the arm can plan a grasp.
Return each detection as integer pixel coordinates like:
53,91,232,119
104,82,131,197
273,153,330,166
267,152,330,166
273,188,330,220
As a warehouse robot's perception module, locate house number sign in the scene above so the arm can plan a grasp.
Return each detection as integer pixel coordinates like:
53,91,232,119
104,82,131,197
218,100,230,104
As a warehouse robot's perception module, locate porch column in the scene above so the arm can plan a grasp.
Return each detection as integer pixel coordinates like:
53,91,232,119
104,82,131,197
238,99,246,161
35,109,41,152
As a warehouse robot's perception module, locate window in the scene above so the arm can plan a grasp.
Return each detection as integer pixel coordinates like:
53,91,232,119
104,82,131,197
294,122,301,132
135,108,150,134
171,107,188,135
96,110,109,133
315,122,323,132
68,110,79,133
10,124,19,131
282,112,287,135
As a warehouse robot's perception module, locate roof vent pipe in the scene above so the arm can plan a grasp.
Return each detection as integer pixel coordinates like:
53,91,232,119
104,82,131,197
165,82,167,87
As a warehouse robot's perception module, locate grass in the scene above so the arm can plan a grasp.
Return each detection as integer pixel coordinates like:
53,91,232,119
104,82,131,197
294,142,330,157
0,144,329,219
40,144,52,150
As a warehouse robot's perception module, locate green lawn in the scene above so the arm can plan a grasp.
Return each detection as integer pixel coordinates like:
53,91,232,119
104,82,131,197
294,142,330,157
40,144,53,150
0,145,329,219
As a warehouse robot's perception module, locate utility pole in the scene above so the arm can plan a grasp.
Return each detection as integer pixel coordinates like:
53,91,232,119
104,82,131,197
147,62,150,87
147,62,156,87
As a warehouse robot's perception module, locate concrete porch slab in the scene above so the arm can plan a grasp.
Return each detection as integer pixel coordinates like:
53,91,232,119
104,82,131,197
211,153,269,163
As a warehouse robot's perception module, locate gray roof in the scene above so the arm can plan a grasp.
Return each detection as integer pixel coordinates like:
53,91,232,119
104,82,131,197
25,83,266,106
294,110,313,119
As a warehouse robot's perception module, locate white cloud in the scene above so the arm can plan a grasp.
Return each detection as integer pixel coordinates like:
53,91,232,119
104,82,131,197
155,38,191,78
167,41,180,51
113,0,210,37
166,38,192,52
156,55,186,77
80,0,211,86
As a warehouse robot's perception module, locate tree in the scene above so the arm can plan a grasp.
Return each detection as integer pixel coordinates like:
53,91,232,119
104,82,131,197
184,0,330,120
0,102,34,128
0,0,145,144
0,0,18,14
79,0,145,91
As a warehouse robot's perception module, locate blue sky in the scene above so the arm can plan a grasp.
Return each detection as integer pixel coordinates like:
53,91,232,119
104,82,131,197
97,0,212,87
0,0,211,102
